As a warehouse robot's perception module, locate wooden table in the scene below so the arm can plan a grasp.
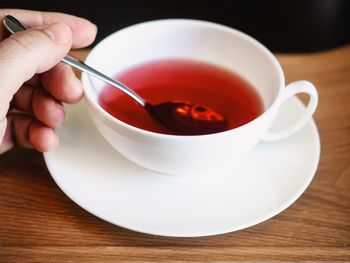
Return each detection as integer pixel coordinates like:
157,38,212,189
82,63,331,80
0,46,349,262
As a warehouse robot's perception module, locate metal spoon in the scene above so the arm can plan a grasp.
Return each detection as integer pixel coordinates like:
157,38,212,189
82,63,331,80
3,15,228,135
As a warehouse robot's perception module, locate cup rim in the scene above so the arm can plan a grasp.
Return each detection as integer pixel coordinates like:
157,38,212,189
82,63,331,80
82,18,285,139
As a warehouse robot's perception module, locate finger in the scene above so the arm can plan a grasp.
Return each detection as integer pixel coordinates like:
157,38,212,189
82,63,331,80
25,75,40,86
1,113,59,153
0,9,97,48
40,63,83,104
32,89,65,128
29,119,59,152
6,113,33,149
11,84,36,112
0,22,72,113
0,113,33,154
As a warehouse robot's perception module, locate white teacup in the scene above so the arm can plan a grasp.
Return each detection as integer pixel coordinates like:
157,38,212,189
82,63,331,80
82,19,318,175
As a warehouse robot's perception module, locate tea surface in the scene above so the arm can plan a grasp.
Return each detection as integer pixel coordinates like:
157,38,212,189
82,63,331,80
99,59,263,135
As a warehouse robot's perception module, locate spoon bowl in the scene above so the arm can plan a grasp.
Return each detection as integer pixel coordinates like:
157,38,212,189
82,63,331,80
146,101,228,135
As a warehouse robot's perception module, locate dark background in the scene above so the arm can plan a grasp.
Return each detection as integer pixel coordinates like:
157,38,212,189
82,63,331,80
2,0,350,52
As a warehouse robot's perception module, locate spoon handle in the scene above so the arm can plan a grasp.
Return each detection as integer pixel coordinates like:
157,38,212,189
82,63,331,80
3,15,146,107
62,55,146,106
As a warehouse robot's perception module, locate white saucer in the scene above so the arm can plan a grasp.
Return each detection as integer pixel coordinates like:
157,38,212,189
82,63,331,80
44,97,320,237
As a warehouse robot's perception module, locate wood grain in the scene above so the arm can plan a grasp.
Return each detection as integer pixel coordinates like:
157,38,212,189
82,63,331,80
0,46,349,262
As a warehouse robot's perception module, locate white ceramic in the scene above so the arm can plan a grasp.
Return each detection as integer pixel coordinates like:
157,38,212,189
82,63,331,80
44,97,320,237
81,19,318,175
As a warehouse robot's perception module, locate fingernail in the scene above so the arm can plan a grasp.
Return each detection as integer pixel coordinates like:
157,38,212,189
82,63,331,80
90,22,98,35
50,133,60,150
55,102,65,113
72,77,84,99
74,77,83,90
43,23,72,44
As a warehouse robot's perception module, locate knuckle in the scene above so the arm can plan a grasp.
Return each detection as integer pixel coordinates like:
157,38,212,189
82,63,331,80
9,29,54,53
7,35,34,54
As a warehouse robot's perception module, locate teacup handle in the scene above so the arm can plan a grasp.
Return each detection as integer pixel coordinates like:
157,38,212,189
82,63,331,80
262,80,318,141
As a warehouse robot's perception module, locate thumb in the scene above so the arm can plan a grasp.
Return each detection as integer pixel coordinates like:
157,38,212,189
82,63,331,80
0,23,72,104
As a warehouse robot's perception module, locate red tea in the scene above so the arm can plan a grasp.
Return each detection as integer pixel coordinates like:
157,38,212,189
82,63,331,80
98,59,263,135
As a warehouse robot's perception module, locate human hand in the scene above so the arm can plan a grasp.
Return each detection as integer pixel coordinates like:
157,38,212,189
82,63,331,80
0,9,97,154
